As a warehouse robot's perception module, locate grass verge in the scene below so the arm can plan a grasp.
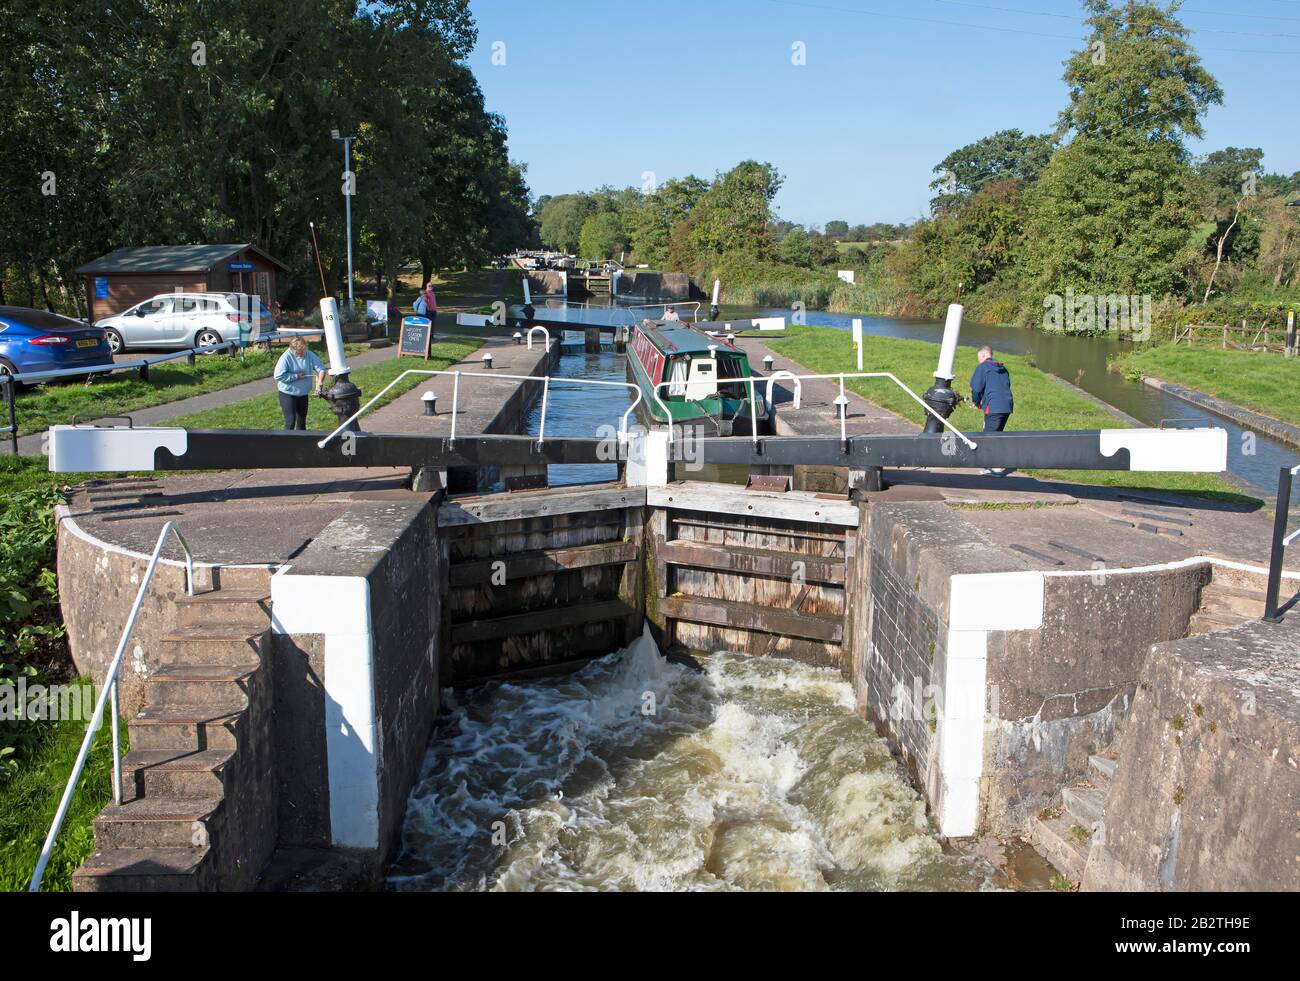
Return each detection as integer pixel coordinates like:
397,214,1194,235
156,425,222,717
7,340,357,438
168,338,483,429
1113,344,1300,429
1,456,115,892
766,326,1257,505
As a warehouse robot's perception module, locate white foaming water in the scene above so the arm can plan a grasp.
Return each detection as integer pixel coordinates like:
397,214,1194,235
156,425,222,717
387,628,995,892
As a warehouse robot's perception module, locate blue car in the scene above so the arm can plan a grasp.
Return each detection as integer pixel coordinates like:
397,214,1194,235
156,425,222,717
0,306,114,380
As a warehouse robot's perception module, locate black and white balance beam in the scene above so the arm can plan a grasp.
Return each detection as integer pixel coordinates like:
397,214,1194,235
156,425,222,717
47,425,1229,475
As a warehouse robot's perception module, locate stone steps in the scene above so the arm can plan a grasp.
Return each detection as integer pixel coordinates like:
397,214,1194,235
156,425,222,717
73,846,214,893
1030,752,1116,885
1189,578,1266,635
72,583,272,893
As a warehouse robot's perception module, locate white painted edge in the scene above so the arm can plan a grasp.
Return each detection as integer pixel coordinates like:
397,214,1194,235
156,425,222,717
1099,427,1228,472
455,313,493,328
49,425,188,474
271,568,379,850
626,431,670,487
646,483,861,526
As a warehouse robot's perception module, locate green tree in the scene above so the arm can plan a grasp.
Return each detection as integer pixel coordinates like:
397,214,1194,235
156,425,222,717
777,229,813,268
578,212,627,260
677,161,783,269
824,220,850,239
538,195,594,253
1022,0,1221,306
628,176,707,268
929,129,1054,214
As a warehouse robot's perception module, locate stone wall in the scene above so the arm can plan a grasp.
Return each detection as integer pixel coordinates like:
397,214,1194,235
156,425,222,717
851,501,1210,838
1083,619,1300,891
271,498,442,866
55,506,272,717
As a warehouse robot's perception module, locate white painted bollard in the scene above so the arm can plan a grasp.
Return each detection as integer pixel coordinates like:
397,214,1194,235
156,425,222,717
852,318,863,372
936,304,964,381
320,297,351,377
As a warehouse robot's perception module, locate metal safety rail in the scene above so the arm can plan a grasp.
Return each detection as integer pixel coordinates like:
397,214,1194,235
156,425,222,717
317,369,645,451
0,370,16,455
1263,464,1300,622
29,521,195,892
652,371,979,451
619,301,703,322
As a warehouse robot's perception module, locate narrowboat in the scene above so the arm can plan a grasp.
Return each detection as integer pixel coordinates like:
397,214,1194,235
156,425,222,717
626,320,769,435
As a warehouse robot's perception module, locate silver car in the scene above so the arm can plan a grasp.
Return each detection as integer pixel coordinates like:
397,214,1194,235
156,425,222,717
96,292,278,353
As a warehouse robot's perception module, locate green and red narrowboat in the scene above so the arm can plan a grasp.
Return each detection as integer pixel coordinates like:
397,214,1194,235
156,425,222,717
626,320,769,434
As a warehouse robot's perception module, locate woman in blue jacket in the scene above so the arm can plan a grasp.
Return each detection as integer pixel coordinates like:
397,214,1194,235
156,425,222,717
274,337,327,430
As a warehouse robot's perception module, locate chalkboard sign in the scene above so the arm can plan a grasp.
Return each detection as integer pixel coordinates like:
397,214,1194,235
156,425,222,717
399,316,433,359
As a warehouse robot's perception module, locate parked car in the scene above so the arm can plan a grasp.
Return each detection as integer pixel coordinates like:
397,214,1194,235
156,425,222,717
0,306,114,379
95,292,279,354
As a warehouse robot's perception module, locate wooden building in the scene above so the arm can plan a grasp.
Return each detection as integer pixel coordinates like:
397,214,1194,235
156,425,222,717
77,244,288,323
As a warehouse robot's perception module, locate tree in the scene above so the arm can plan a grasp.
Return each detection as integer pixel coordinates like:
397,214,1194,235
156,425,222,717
538,195,594,253
824,220,850,240
678,161,784,268
1056,0,1222,144
1196,149,1266,303
578,212,626,260
777,229,813,268
929,129,1054,214
1022,0,1221,304
628,176,707,268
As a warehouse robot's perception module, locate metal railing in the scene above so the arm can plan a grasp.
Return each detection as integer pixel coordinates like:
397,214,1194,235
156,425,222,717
621,301,703,322
1263,464,1300,622
652,371,980,451
1,369,16,455
317,369,644,451
29,521,195,892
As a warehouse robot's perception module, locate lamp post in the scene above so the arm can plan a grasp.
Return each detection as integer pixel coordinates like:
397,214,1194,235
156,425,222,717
332,129,355,311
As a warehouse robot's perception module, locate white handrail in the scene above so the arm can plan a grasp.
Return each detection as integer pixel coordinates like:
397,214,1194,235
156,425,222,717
527,327,551,351
317,369,644,450
765,371,802,410
652,371,979,450
29,521,195,892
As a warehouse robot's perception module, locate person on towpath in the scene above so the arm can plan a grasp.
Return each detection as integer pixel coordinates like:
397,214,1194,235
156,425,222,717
970,345,1014,476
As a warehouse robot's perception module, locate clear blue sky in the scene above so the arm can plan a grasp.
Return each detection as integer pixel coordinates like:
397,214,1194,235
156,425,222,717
465,0,1300,228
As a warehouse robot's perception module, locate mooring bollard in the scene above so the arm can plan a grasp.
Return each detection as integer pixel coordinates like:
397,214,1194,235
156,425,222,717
422,391,438,416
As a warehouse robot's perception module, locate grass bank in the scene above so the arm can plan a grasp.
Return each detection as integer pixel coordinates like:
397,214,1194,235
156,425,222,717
0,455,114,891
1113,345,1300,429
168,337,482,429
766,326,1255,504
7,341,354,438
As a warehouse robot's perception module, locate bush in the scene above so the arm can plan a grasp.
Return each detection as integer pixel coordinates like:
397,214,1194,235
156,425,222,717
0,483,66,783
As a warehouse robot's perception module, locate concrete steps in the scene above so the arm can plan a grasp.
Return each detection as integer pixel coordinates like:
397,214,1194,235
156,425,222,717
1190,578,1266,635
1030,752,1116,884
72,584,272,893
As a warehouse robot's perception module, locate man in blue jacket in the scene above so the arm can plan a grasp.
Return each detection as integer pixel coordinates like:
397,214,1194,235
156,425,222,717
970,345,1013,432
970,345,1014,476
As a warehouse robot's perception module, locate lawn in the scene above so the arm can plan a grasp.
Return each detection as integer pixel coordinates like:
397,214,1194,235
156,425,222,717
1113,344,1300,428
766,326,1256,504
168,337,483,429
1,455,116,892
390,266,521,313
6,340,356,438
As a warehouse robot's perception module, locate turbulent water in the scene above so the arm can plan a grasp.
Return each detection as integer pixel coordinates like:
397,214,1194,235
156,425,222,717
387,629,997,892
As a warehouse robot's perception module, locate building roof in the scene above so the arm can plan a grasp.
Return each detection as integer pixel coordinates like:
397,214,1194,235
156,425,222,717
76,244,288,275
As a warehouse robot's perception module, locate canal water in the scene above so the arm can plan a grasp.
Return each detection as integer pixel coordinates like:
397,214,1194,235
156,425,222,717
387,630,1006,892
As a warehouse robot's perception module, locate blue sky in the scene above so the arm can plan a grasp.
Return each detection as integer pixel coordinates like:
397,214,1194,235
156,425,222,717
465,0,1300,227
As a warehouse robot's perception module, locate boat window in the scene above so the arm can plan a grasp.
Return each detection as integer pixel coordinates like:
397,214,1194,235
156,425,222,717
667,359,688,396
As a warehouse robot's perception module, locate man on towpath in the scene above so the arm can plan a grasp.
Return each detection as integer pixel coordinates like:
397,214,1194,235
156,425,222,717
970,345,1014,476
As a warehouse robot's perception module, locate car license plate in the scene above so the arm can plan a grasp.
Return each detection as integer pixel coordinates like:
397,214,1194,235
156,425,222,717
76,338,99,348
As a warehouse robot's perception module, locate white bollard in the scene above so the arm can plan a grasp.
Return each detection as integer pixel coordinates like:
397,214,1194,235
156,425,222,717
852,318,863,372
320,297,351,377
936,304,964,381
